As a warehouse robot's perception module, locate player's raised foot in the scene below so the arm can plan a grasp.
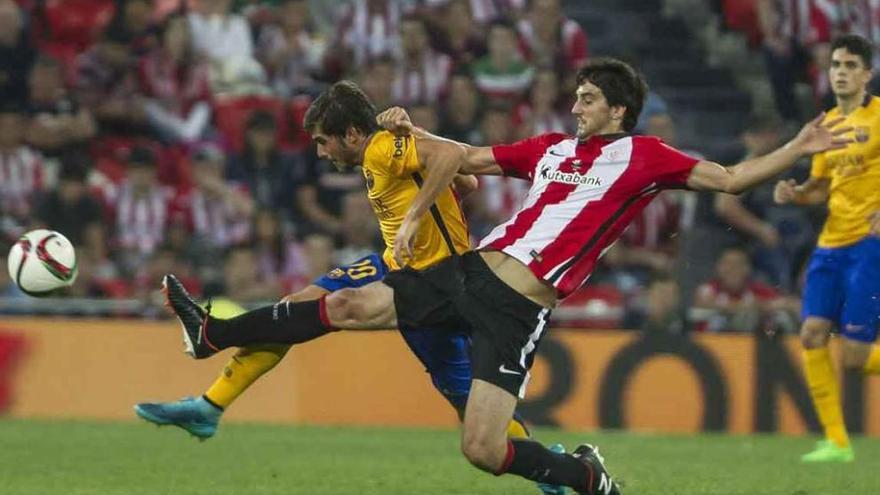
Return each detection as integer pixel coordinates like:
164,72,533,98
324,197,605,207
134,396,222,440
572,444,621,495
162,274,217,359
536,444,568,495
800,440,855,463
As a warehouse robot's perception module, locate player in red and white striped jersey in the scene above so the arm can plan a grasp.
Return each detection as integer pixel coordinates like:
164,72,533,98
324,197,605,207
164,59,852,494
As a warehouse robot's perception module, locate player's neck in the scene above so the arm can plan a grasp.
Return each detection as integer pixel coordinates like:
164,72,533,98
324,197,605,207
836,89,868,115
356,131,378,164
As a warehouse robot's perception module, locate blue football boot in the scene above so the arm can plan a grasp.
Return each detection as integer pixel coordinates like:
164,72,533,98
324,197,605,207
134,396,222,440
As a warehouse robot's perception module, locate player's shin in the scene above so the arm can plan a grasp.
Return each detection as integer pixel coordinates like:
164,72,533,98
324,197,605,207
499,439,589,490
205,298,335,350
204,345,290,409
803,347,850,448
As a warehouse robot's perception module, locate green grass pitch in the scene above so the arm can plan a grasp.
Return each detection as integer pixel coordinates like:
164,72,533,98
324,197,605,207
1,419,877,494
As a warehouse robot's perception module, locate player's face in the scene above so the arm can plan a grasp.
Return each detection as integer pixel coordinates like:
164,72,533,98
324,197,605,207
571,82,621,139
829,48,872,98
312,129,358,170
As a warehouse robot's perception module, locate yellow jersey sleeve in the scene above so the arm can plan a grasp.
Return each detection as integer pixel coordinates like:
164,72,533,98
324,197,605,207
810,148,829,179
364,133,421,177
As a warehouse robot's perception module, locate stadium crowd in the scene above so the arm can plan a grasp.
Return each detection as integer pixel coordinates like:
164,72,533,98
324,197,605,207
0,0,868,333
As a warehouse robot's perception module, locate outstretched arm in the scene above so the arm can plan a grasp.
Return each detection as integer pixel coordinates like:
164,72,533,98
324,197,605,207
686,114,852,194
773,177,830,205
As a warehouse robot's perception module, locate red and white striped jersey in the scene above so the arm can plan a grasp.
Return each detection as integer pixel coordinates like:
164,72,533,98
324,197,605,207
0,147,44,219
172,186,252,249
392,50,453,105
112,184,174,255
478,133,699,299
772,0,837,46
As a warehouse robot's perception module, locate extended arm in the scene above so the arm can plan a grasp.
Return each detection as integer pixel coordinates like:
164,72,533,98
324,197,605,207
773,177,830,205
686,114,852,194
714,193,779,247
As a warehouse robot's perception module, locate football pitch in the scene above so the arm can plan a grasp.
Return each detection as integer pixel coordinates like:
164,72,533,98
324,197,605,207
1,419,877,495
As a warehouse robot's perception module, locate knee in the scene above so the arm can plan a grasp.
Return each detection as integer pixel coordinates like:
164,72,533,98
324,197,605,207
841,340,870,370
460,431,506,473
800,321,831,349
325,289,367,322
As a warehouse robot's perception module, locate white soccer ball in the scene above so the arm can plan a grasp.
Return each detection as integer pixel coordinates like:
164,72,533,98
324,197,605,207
7,229,78,296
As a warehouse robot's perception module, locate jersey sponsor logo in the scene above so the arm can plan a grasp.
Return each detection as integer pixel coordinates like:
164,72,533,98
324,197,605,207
498,364,522,375
540,165,602,187
393,137,405,158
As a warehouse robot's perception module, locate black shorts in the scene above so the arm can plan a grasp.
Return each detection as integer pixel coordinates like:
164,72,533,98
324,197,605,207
383,251,551,398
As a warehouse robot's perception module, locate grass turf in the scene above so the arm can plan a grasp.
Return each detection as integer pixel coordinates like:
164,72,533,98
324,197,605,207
0,419,877,494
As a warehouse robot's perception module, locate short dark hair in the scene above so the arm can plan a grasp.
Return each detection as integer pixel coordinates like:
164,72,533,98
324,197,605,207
303,81,378,138
576,58,648,132
831,34,874,69
246,110,277,131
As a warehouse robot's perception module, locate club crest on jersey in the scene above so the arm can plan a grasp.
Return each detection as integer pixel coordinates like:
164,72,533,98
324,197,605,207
364,169,375,189
540,165,602,186
855,126,870,143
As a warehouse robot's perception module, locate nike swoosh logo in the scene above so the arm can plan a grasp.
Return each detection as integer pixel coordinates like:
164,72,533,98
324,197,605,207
499,364,522,376
548,150,567,157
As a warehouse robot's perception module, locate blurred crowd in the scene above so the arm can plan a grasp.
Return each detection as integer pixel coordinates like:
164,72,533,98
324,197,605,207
0,0,847,334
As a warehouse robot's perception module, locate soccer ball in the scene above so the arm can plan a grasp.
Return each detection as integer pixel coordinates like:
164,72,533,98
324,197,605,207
7,229,78,296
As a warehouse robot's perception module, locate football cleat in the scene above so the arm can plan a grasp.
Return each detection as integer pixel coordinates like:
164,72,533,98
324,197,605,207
537,443,568,495
572,444,621,495
162,274,217,359
134,396,222,439
800,439,855,463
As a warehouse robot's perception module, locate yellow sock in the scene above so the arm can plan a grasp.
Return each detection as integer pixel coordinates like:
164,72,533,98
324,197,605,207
863,345,880,374
506,418,530,439
204,344,291,409
803,348,849,448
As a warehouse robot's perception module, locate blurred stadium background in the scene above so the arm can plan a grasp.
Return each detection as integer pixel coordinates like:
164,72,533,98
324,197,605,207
2,0,880,493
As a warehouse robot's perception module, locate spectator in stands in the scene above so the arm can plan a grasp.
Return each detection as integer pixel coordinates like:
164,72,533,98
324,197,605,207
330,0,403,71
637,273,687,334
358,55,396,112
714,114,815,291
0,104,45,245
176,143,254,251
514,68,568,139
222,243,282,301
0,0,35,107
256,0,327,98
25,56,97,155
75,23,146,135
132,244,202,303
408,101,440,133
335,191,381,265
109,145,174,275
517,0,588,73
757,0,835,122
391,15,452,105
296,151,364,241
33,151,105,252
694,247,800,332
34,0,116,62
187,0,254,63
138,14,213,144
438,72,480,143
113,0,159,55
472,18,534,102
226,110,305,222
252,207,311,293
433,0,486,66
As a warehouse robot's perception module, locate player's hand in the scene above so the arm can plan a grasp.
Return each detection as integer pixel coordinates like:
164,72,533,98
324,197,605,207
792,113,854,155
393,215,419,267
869,210,880,236
377,106,414,136
773,179,797,204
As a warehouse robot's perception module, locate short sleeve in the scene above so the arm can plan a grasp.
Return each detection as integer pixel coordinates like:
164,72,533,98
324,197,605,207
491,133,568,180
640,137,700,187
810,151,828,179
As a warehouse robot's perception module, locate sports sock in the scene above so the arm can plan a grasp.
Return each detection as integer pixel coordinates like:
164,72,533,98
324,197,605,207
205,299,334,349
803,347,849,448
507,412,530,439
499,439,588,491
204,345,291,409
862,345,880,374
